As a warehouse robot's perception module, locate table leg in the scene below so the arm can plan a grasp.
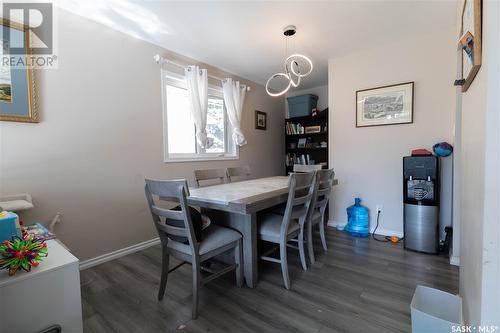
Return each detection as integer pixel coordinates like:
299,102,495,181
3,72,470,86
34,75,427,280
202,209,258,288
235,212,258,288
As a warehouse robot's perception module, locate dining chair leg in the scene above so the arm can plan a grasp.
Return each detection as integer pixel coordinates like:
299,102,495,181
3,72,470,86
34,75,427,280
158,245,170,301
235,240,243,288
307,220,316,265
279,241,291,290
298,227,307,271
192,261,201,319
319,217,328,251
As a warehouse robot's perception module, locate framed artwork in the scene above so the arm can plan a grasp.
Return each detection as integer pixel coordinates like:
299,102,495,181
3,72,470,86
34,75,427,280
459,0,482,92
255,110,266,130
356,82,414,128
305,125,321,134
0,19,38,123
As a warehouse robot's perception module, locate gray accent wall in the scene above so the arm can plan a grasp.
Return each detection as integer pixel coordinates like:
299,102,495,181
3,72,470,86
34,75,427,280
0,9,285,261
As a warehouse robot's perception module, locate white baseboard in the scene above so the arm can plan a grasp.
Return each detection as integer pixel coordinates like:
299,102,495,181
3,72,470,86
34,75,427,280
79,237,160,270
450,255,460,266
327,220,338,228
327,220,404,238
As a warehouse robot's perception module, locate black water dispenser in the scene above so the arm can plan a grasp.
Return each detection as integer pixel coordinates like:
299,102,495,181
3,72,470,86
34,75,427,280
403,155,439,254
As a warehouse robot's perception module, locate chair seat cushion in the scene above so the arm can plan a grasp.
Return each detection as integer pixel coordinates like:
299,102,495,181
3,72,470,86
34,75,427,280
258,213,300,242
166,206,203,243
167,225,241,256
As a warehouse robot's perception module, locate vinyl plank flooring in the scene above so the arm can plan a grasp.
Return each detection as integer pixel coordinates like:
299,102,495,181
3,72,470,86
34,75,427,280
81,229,458,333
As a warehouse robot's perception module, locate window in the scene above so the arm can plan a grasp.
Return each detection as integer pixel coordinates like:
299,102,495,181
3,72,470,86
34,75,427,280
162,70,238,162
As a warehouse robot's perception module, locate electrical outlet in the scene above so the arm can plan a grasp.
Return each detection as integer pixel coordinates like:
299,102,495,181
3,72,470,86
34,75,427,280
376,205,383,214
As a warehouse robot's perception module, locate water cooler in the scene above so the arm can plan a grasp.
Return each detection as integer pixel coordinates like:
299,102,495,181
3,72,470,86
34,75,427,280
403,155,439,254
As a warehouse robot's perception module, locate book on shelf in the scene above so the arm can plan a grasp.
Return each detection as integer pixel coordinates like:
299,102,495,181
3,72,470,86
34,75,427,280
21,222,56,241
285,122,305,135
286,153,322,167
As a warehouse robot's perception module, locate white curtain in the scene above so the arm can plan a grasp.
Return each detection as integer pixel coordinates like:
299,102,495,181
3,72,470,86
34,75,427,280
185,65,210,148
222,78,247,146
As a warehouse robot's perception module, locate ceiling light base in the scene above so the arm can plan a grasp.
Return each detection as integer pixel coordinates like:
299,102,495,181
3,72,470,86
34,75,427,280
283,25,296,37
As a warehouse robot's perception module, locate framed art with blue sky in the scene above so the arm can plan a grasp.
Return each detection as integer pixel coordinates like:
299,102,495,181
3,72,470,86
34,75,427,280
0,19,37,123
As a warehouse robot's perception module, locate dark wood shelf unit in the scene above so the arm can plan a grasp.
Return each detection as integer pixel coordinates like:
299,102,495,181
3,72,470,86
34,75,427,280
286,132,327,138
287,147,327,152
285,111,329,174
287,113,327,123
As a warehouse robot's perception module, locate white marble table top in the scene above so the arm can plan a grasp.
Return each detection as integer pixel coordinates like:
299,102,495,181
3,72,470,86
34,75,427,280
189,176,289,206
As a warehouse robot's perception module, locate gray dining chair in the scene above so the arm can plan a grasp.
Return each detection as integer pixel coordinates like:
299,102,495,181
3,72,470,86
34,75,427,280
293,164,322,173
144,179,243,319
258,172,317,289
306,169,335,264
194,168,226,187
226,166,251,183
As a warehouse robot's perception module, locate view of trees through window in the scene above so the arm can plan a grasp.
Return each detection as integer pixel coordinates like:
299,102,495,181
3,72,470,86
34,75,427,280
206,97,225,153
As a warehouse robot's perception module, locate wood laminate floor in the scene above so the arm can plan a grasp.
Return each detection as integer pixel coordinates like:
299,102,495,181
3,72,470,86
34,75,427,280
81,229,458,333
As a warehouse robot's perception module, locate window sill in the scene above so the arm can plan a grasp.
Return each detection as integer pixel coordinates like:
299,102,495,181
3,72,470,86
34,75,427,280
164,154,239,163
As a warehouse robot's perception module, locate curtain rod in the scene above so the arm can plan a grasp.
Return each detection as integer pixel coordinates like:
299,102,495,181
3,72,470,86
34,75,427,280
153,54,251,91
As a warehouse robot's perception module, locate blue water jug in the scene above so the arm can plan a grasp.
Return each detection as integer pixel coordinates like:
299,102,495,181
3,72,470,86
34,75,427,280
345,198,369,237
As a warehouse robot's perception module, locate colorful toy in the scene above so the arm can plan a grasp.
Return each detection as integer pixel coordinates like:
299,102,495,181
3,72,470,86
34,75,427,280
433,142,453,157
0,236,48,276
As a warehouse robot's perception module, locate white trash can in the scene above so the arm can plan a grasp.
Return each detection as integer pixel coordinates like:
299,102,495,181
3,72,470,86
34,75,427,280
411,285,462,333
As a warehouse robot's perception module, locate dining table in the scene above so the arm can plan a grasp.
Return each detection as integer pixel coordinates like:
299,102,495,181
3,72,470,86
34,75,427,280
188,175,338,288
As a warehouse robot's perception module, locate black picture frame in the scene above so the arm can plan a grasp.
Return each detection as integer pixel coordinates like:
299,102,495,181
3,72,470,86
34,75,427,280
255,110,267,130
355,81,414,128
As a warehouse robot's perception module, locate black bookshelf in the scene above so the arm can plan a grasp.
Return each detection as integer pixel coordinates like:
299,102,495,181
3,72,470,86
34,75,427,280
285,111,328,174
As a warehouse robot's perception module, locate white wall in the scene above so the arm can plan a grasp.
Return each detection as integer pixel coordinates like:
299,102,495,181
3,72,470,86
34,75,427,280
328,29,456,236
0,9,285,261
458,0,500,325
285,84,328,118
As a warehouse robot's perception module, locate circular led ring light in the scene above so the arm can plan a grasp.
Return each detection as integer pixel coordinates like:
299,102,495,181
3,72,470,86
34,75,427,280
265,26,313,97
286,54,313,78
286,61,301,88
265,72,292,97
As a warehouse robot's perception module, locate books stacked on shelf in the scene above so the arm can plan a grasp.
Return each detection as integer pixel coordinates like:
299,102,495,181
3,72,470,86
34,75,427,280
286,122,305,135
286,153,318,167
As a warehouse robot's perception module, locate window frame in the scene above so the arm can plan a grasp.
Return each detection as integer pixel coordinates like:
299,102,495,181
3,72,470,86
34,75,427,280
161,69,239,163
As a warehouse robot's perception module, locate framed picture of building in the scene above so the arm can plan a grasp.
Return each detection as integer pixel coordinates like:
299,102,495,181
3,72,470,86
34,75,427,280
0,19,38,123
356,82,414,128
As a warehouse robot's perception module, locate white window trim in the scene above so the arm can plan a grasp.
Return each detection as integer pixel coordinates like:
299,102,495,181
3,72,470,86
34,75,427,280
161,69,239,163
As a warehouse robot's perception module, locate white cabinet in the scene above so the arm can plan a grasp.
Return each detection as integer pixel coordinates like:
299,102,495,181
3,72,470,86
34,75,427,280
0,240,83,333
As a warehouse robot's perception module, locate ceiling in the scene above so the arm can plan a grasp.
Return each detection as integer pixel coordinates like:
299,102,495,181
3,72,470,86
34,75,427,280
57,0,457,90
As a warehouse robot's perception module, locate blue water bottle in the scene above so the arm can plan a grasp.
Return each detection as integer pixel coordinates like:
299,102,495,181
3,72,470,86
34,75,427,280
345,198,369,237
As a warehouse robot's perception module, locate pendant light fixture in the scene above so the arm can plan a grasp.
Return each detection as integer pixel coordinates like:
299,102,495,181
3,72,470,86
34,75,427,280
266,25,313,97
